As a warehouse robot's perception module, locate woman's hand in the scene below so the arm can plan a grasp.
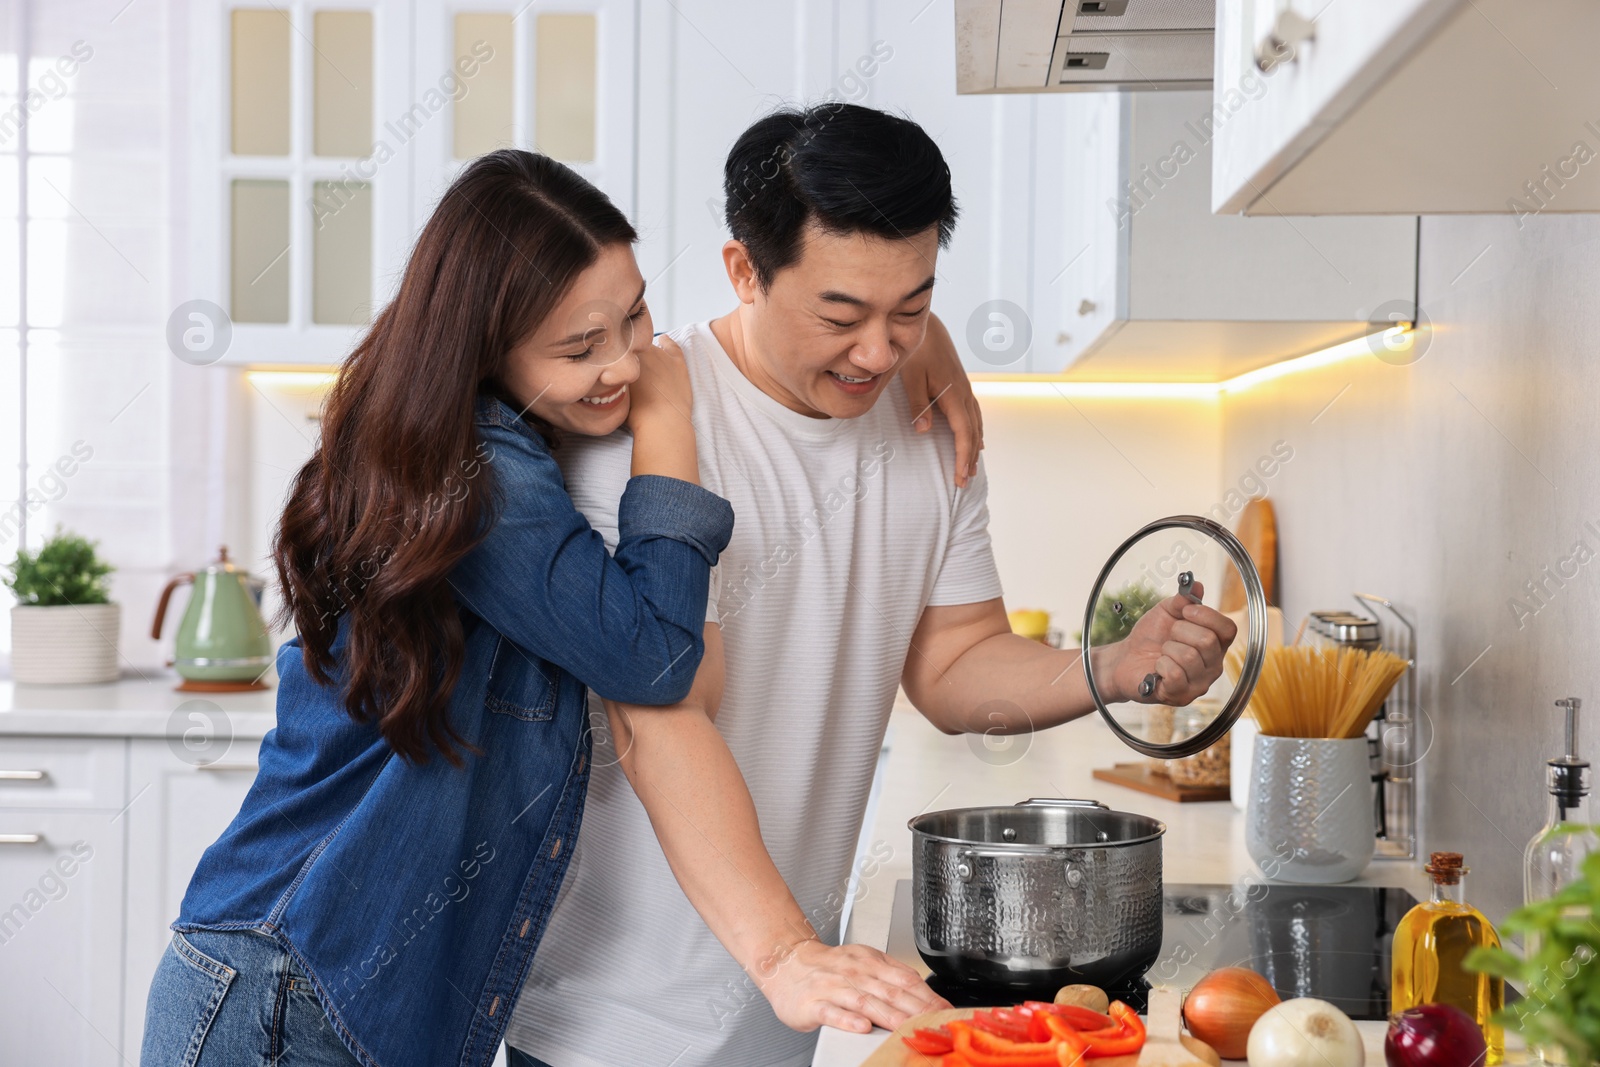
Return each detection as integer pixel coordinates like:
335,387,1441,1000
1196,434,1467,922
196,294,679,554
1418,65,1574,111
755,937,951,1034
627,334,693,427
1099,581,1239,705
900,315,984,489
627,335,699,483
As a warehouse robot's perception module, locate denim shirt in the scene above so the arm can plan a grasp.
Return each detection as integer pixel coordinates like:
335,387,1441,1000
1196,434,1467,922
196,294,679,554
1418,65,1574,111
174,395,734,1067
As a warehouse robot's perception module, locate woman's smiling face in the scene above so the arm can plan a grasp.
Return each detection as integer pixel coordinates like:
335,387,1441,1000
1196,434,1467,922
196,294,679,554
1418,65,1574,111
502,242,653,436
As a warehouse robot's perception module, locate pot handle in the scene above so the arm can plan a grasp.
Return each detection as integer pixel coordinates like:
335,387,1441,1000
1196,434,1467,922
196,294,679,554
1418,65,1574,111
955,845,1061,881
151,573,195,640
1014,798,1109,810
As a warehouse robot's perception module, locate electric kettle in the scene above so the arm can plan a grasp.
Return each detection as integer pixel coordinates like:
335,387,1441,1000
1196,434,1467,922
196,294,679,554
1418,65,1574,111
151,546,274,688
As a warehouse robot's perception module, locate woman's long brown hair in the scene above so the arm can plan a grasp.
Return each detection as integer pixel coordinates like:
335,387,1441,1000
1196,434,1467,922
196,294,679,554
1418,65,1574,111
273,150,637,763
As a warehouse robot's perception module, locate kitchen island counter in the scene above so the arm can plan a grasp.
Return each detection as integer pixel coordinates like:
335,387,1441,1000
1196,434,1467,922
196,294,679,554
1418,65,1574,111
813,703,1435,1067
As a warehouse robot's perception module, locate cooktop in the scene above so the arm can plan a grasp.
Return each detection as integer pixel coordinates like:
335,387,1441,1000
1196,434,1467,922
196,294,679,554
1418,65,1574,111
884,878,1418,1020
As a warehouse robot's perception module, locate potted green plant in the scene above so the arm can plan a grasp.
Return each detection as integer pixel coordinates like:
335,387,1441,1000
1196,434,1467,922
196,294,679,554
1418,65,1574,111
3,527,120,684
1467,849,1600,1066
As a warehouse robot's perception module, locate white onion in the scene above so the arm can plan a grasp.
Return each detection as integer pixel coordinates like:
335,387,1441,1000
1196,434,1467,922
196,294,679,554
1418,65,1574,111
1246,997,1364,1067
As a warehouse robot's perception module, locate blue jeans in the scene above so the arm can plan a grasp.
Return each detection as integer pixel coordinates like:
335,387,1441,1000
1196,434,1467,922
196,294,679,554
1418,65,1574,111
506,1048,556,1067
140,929,360,1067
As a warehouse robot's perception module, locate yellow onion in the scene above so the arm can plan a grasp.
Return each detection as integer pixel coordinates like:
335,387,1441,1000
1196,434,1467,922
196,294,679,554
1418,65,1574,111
1182,966,1282,1059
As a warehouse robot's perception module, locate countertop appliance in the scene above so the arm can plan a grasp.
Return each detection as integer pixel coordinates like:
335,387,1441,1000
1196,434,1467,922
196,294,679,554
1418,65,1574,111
150,545,274,689
885,877,1418,1020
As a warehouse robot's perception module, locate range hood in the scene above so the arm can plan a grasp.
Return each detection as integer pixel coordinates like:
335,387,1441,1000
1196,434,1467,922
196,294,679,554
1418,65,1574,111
956,0,1214,94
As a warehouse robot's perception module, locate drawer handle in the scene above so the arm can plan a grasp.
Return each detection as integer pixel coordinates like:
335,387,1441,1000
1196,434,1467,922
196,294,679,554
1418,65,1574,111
195,762,259,773
0,770,48,781
0,834,43,845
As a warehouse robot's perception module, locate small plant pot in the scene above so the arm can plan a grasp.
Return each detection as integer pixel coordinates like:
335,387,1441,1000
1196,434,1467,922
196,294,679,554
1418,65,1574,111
10,603,121,684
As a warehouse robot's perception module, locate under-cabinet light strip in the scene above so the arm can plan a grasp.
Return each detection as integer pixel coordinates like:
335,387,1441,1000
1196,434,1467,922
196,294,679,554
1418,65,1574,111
971,326,1414,398
244,327,1416,398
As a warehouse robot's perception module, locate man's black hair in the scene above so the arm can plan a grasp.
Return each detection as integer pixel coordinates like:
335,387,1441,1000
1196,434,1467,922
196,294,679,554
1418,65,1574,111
723,103,959,288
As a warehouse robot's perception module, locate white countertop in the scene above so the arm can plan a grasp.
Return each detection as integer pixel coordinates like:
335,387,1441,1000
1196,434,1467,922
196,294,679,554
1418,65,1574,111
0,674,279,738
811,704,1434,1067
0,677,1453,1065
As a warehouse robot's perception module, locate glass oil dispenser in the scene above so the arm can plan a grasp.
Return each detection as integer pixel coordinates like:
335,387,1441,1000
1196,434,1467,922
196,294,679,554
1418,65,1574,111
1526,697,1598,912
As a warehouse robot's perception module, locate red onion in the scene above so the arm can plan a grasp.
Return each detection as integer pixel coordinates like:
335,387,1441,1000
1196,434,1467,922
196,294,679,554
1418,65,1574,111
1385,1003,1488,1067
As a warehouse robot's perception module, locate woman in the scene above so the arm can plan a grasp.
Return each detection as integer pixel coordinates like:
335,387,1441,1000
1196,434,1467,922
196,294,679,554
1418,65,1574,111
140,150,734,1067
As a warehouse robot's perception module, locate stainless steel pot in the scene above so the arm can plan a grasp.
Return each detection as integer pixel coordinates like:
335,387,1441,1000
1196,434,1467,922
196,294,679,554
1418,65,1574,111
910,798,1165,991
907,515,1267,993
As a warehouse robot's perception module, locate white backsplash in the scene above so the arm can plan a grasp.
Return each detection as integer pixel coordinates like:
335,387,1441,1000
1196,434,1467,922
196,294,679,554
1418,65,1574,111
1220,212,1600,922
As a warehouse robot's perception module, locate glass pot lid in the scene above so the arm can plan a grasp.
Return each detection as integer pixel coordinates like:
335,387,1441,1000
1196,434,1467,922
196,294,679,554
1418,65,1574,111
1080,515,1267,759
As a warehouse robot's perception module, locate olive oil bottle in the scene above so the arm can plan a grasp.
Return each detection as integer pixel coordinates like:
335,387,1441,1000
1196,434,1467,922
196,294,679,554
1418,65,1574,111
1392,852,1505,1064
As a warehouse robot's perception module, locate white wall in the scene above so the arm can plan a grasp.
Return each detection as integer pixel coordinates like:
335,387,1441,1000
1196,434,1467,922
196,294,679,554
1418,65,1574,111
977,393,1223,634
1220,212,1600,922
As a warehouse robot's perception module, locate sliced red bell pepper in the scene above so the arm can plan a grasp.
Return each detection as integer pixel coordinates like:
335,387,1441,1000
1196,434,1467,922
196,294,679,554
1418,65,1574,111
1025,1003,1117,1033
1083,1002,1146,1059
904,1025,955,1055
1037,1001,1146,1059
966,1011,1030,1043
968,1008,1036,1044
1056,1036,1090,1067
948,1021,1063,1067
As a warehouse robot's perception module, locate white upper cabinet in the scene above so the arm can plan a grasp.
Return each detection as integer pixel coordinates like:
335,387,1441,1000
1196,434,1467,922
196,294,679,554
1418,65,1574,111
189,1,415,364
410,0,637,236
189,0,635,366
1052,90,1417,379
1211,0,1600,215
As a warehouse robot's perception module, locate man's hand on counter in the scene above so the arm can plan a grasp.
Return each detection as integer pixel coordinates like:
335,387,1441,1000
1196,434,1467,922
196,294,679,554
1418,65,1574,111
755,937,951,1034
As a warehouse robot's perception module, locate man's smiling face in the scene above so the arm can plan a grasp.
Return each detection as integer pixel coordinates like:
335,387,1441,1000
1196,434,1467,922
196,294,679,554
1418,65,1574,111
740,220,940,420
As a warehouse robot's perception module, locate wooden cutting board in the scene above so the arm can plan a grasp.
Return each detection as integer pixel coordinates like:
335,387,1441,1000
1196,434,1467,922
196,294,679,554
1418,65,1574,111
1219,498,1277,613
856,999,1221,1066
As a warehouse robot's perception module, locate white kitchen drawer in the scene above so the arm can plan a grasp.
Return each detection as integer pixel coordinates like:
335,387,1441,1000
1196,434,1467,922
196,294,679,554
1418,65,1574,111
0,736,127,809
0,808,129,1065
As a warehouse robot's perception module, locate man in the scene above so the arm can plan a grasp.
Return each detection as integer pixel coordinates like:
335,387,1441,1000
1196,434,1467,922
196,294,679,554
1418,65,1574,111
503,104,1234,1067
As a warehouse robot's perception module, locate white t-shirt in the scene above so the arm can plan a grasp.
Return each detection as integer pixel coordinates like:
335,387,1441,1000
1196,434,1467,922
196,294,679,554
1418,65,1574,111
504,322,1003,1067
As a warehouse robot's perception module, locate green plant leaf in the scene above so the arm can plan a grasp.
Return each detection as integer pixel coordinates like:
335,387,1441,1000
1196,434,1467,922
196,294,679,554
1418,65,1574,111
1078,580,1161,647
2,525,114,607
1468,855,1600,1065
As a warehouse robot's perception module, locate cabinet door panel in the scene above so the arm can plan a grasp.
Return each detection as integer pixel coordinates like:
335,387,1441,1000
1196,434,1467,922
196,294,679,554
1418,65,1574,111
1211,0,1458,214
121,738,262,1057
195,0,415,363
410,0,638,246
0,809,127,1067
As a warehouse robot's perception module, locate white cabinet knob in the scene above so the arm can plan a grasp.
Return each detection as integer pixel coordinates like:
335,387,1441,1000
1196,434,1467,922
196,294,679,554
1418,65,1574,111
1255,8,1316,72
